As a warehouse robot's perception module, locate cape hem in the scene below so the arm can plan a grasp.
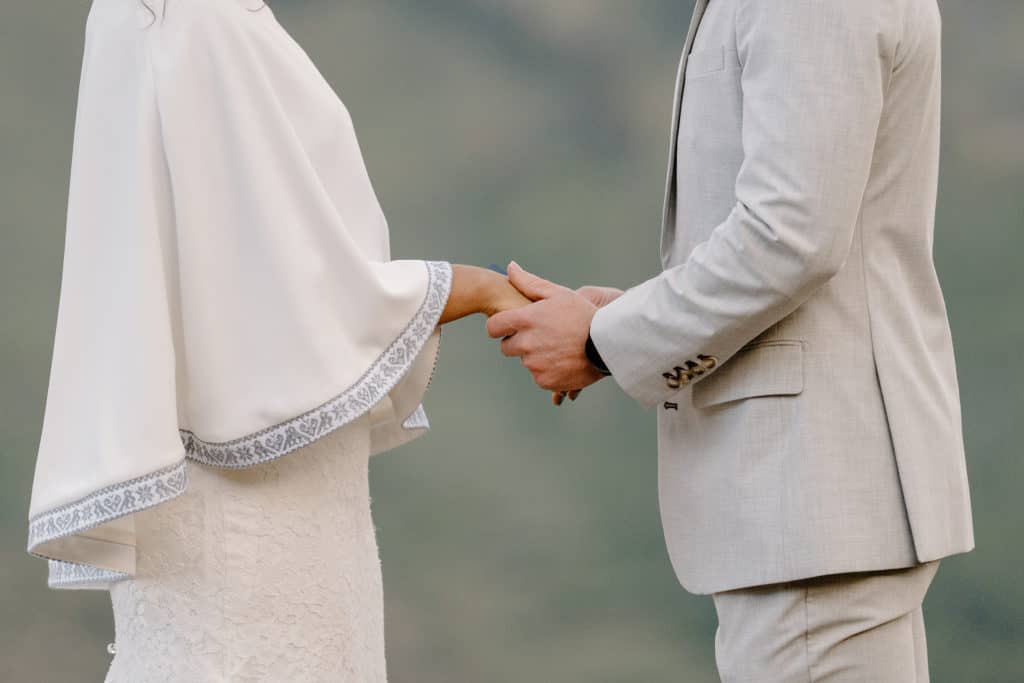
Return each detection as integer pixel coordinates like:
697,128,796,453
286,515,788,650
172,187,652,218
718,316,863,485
179,260,451,468
27,458,189,590
48,559,130,590
27,260,451,590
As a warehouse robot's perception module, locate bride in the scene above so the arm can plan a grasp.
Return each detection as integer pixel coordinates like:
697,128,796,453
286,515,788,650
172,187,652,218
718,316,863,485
26,0,529,680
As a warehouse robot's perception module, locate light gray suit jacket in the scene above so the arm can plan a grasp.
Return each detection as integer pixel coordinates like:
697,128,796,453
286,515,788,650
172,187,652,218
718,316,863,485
590,0,974,594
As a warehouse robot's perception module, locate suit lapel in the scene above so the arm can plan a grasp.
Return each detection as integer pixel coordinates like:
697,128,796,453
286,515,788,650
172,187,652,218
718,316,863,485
660,0,710,269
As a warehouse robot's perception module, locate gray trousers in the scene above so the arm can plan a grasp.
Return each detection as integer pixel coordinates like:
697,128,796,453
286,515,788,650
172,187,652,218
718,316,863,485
711,561,940,682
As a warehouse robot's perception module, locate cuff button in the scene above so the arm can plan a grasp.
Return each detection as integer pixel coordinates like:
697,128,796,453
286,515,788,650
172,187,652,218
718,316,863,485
698,354,718,370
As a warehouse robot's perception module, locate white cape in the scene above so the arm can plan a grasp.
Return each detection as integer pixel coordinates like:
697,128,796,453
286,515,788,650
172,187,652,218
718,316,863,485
27,0,452,589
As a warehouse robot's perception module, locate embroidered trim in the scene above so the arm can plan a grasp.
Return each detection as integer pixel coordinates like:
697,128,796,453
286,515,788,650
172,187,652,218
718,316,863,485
48,559,128,590
27,260,450,590
180,260,451,468
401,405,430,430
27,459,189,557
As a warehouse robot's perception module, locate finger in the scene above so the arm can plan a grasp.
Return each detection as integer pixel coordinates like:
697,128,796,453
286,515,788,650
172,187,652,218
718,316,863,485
535,374,560,392
568,390,581,401
486,310,523,339
500,335,525,358
577,286,620,308
576,286,603,306
507,261,570,301
552,391,565,406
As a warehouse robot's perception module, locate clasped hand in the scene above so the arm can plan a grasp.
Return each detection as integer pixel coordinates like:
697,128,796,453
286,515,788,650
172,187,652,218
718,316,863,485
486,262,622,405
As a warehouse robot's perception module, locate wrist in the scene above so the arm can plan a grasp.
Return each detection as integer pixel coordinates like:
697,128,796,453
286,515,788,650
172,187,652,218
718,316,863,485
478,269,509,317
442,265,499,324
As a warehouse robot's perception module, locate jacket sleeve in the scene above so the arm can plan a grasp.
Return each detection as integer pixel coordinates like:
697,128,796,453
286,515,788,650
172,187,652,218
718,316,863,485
590,0,894,408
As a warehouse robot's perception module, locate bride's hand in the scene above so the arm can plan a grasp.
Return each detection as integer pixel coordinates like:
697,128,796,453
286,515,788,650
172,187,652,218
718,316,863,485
439,265,532,324
482,276,532,317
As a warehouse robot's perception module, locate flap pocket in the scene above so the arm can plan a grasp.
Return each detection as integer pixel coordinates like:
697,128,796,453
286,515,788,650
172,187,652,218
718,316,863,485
685,46,740,78
692,340,804,409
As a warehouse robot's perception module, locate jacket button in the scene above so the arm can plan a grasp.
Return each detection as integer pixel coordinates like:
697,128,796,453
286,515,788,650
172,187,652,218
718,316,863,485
698,354,718,370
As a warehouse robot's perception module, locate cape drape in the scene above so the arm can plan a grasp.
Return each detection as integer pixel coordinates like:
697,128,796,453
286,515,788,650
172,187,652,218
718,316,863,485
27,0,452,590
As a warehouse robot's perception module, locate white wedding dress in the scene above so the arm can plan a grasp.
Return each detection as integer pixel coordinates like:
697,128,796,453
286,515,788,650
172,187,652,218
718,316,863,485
26,3,451,680
105,414,388,682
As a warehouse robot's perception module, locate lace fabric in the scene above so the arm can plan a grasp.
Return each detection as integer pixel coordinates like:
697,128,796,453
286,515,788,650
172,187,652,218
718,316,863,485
105,414,387,682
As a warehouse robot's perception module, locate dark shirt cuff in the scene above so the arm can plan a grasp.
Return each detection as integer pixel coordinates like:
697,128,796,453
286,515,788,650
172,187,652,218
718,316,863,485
585,333,612,376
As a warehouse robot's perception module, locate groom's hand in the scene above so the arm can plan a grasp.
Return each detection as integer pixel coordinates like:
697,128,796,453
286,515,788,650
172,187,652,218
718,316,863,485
576,285,624,308
547,287,623,403
486,262,606,393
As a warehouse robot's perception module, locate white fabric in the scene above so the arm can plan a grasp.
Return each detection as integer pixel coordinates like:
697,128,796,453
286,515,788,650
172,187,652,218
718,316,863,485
105,414,387,683
27,0,451,590
590,0,973,593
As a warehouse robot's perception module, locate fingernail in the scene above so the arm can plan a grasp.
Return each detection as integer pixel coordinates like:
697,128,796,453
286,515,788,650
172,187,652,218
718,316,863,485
508,260,520,270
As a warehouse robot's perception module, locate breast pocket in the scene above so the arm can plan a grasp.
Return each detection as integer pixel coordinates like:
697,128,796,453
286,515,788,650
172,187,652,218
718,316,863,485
691,341,804,409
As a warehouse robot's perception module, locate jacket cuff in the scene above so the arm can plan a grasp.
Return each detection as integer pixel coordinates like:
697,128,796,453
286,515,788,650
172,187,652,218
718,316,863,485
590,304,687,409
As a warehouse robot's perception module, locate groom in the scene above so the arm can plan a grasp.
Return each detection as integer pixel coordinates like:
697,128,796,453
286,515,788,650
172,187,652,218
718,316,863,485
487,0,973,680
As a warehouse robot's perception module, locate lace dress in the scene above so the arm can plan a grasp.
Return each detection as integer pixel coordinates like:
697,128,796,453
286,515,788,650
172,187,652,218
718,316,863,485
105,413,388,682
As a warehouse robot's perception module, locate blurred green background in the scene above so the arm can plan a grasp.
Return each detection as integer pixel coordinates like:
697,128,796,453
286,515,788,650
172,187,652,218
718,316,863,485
2,1,1022,681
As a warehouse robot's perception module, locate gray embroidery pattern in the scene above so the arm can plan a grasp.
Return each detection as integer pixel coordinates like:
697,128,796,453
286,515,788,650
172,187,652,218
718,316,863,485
181,261,451,469
48,559,128,590
27,459,189,556
28,261,450,590
401,405,430,430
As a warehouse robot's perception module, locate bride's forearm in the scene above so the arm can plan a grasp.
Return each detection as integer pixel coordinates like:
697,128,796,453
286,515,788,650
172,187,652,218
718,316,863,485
440,264,530,324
